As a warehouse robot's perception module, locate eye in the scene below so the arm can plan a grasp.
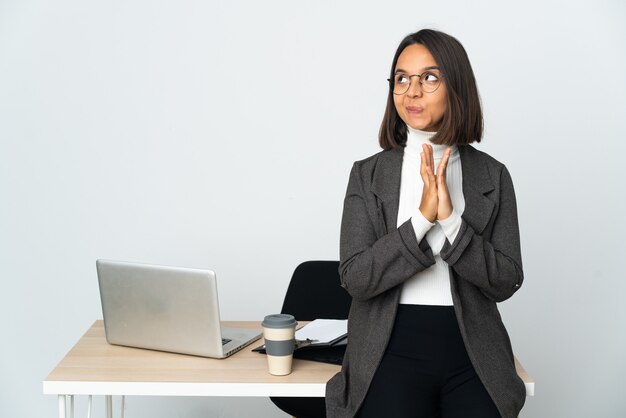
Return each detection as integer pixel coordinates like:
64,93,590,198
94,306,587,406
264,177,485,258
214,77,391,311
422,72,440,83
395,74,409,84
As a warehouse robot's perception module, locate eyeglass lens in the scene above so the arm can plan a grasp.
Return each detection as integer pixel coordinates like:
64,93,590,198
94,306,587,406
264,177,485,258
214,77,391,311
393,72,441,94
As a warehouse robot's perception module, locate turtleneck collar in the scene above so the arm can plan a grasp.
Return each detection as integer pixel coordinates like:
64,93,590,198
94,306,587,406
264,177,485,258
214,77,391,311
405,125,458,160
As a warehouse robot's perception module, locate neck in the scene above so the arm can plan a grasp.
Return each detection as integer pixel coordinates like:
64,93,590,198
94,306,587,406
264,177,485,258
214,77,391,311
405,125,455,159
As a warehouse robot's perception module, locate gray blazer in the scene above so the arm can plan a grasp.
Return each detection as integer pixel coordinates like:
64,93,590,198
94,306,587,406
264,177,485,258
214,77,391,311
325,145,526,418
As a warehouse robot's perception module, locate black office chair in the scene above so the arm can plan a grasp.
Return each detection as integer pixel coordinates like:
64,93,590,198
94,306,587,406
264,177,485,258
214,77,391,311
270,261,352,418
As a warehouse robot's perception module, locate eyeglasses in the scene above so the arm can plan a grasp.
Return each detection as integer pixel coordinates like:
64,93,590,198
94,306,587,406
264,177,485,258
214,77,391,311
388,71,443,95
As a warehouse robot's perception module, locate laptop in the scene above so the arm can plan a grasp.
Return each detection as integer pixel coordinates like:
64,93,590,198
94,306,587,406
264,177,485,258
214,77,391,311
96,259,261,358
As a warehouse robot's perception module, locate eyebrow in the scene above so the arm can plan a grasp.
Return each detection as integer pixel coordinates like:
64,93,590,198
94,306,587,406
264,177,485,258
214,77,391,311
394,65,440,74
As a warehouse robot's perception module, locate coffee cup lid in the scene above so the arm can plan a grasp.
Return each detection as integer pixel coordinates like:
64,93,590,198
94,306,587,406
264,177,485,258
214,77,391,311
262,314,297,329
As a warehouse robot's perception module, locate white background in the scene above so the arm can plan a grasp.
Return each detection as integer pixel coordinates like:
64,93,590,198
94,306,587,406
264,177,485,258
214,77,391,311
1,1,625,417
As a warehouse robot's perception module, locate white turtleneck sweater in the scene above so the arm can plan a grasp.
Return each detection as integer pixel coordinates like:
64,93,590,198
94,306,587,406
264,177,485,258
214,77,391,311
397,126,465,306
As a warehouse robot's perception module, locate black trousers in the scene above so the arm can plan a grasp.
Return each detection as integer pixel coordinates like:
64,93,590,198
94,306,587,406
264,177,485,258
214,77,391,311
357,304,501,418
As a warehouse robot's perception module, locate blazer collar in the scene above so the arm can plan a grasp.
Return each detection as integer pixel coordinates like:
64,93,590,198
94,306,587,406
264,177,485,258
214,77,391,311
457,145,496,234
371,147,403,204
370,145,495,235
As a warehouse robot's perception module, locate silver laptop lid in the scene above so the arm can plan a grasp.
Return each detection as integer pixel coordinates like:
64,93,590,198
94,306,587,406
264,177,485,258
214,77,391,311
97,259,225,357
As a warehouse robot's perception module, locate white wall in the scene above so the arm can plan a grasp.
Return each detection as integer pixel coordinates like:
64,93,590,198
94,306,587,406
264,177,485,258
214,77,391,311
1,1,625,417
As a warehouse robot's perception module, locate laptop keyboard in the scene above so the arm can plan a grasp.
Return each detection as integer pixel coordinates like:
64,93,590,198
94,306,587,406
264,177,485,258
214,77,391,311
222,338,232,346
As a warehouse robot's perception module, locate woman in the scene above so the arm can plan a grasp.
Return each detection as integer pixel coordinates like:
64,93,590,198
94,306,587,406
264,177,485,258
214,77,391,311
325,29,526,418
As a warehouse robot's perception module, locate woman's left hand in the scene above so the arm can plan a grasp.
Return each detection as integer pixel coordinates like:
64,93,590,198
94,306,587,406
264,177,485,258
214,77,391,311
436,147,453,220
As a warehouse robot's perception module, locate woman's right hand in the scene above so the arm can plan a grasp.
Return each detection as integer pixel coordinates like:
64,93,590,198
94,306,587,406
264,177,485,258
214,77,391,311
419,144,438,222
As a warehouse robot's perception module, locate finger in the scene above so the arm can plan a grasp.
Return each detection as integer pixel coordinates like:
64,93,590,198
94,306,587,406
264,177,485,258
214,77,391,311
421,144,430,169
422,143,430,163
437,147,451,180
425,158,436,189
420,151,428,174
425,165,437,189
419,152,429,185
422,144,435,172
437,182,452,219
427,144,435,174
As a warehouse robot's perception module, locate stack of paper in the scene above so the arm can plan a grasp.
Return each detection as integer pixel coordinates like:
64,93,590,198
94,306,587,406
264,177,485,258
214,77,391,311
295,319,347,346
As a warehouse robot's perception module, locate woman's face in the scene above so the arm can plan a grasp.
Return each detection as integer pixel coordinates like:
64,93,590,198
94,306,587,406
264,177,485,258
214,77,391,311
393,43,447,132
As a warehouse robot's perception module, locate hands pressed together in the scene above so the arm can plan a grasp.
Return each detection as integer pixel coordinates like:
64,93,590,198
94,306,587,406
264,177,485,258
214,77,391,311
418,144,453,223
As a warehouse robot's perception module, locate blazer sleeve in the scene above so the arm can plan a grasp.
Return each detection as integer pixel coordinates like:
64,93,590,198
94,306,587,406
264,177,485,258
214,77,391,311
440,165,524,302
339,163,436,302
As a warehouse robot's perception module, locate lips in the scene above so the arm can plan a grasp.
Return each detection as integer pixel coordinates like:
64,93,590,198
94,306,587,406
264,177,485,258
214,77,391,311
406,106,423,114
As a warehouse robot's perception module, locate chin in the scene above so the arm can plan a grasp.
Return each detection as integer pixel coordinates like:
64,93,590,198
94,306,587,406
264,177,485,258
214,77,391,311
408,122,433,132
407,117,441,132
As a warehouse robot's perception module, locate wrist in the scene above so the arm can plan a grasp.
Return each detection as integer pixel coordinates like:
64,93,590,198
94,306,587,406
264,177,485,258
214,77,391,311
437,209,453,221
419,207,436,223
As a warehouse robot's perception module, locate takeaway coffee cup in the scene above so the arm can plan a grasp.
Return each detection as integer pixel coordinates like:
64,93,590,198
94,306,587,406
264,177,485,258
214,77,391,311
261,314,298,375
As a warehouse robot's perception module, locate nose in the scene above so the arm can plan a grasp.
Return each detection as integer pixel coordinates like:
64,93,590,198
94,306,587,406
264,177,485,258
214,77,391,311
407,79,423,97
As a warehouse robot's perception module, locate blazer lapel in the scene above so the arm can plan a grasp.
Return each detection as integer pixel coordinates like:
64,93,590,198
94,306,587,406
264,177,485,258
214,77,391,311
458,145,495,235
370,148,403,235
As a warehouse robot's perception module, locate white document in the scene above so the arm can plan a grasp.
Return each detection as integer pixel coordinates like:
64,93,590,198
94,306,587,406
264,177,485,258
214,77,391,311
295,319,348,344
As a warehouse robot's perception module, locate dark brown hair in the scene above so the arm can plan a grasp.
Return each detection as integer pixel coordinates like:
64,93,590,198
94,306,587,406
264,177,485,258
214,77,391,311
379,29,483,149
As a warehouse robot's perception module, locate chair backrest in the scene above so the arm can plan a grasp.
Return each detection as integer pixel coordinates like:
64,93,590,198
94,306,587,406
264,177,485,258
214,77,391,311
280,261,352,321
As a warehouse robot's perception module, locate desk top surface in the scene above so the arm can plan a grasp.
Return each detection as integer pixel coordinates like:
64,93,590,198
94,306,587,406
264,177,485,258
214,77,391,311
43,320,533,397
43,320,340,396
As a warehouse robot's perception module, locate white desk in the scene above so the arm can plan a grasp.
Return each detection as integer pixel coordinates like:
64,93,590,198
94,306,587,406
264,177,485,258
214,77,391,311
43,320,534,417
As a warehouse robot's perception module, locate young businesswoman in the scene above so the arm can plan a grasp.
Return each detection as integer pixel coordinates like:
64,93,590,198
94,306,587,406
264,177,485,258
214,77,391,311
325,29,526,418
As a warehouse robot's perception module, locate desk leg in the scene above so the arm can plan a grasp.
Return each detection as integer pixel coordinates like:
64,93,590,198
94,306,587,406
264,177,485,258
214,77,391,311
69,395,74,418
106,395,113,418
58,395,66,418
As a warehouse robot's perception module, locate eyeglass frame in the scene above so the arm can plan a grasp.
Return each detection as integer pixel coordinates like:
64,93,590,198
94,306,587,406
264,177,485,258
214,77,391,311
387,70,444,95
